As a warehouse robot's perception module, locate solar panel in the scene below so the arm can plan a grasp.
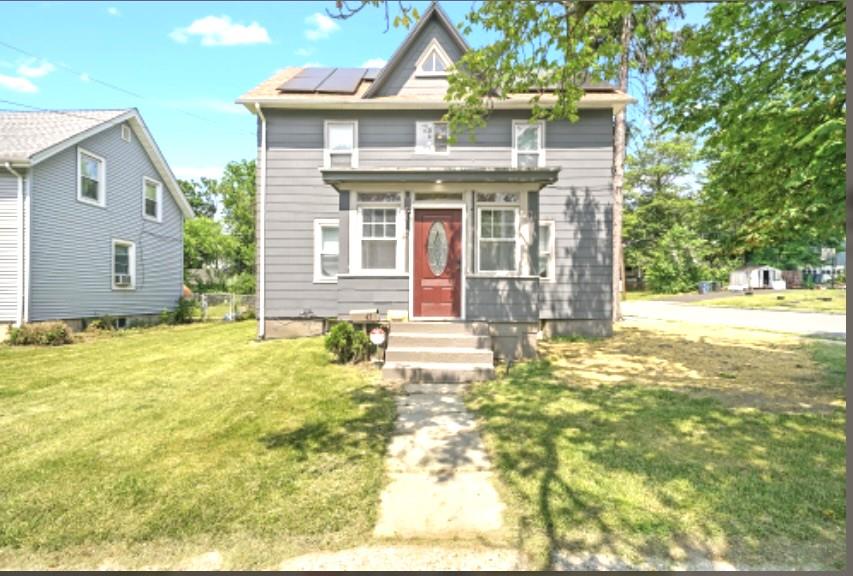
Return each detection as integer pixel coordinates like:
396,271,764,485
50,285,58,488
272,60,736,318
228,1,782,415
316,67,367,94
364,68,381,81
279,67,335,92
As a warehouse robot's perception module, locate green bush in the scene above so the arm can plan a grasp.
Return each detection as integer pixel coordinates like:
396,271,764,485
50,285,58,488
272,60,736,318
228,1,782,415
85,316,117,332
645,224,713,294
159,297,198,325
9,322,73,346
324,322,373,363
226,272,256,295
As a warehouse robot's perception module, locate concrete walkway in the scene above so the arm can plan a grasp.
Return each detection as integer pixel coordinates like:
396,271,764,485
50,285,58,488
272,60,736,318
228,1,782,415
623,300,846,340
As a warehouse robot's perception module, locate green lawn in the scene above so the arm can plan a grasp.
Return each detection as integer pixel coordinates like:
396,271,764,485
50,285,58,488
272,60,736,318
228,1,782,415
692,289,846,314
467,325,846,570
0,322,394,569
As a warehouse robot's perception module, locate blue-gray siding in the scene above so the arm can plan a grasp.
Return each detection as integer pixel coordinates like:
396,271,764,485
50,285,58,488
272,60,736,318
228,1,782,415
28,122,184,321
0,169,18,321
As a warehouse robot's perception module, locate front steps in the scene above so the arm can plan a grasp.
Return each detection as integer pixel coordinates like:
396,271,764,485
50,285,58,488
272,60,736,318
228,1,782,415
382,322,495,383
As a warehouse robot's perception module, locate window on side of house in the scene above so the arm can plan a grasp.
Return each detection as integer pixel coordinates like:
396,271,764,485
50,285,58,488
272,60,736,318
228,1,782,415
78,148,105,206
478,207,518,273
513,121,544,168
538,220,556,281
112,239,136,290
325,121,357,168
415,121,449,154
314,219,340,282
143,177,162,222
361,207,397,270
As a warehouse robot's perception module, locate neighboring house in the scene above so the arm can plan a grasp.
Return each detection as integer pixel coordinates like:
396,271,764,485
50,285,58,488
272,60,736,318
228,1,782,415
0,108,193,329
728,265,786,291
237,2,632,359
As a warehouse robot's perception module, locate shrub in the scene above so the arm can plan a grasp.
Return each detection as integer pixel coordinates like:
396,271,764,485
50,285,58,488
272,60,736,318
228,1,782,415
645,224,713,294
324,322,373,363
159,297,198,325
9,322,73,346
226,272,256,295
86,316,116,332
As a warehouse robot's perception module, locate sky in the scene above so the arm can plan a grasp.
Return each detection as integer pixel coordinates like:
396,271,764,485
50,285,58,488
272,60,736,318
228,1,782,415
0,1,708,182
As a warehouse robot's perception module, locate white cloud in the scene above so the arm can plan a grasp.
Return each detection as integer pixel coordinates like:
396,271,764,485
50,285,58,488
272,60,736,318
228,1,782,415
170,15,271,46
0,74,38,93
107,6,120,16
304,12,339,41
302,62,324,68
295,47,313,57
361,58,387,68
173,165,225,181
17,59,55,78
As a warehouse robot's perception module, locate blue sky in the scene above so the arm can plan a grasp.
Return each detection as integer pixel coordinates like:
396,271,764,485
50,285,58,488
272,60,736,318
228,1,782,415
0,1,707,182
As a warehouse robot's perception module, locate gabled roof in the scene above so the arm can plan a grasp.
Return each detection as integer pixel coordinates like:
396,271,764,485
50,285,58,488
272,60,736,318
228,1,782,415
0,108,193,218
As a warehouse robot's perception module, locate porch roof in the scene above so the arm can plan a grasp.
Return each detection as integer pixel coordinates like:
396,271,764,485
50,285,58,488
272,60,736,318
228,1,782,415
321,166,560,186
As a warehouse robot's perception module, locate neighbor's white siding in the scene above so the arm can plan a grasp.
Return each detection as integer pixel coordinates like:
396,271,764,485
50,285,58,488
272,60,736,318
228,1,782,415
0,168,19,322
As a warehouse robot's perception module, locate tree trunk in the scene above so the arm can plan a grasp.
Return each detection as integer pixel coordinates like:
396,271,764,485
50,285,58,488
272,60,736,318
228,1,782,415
612,14,632,322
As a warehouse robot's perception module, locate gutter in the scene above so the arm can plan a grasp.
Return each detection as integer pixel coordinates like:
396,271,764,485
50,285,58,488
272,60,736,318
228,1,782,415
254,103,267,339
4,162,24,326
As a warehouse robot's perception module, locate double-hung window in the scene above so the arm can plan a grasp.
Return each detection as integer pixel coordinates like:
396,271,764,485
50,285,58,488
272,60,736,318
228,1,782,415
353,192,402,273
415,121,449,154
478,207,518,273
78,148,105,206
325,121,357,168
512,120,545,168
314,219,340,282
143,177,162,222
538,220,556,281
112,239,136,290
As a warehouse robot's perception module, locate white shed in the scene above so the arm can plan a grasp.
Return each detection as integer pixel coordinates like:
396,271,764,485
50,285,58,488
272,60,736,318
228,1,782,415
728,266,786,291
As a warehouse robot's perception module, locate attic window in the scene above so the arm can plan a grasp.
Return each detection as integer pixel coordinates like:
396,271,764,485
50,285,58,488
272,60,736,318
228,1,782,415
121,125,131,142
416,39,451,77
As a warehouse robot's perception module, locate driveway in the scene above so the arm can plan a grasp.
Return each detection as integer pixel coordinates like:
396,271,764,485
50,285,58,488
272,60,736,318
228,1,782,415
622,300,846,340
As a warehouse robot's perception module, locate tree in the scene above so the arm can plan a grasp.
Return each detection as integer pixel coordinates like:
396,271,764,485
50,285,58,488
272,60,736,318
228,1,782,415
657,1,846,258
644,224,712,294
218,160,257,281
183,216,232,290
178,178,218,219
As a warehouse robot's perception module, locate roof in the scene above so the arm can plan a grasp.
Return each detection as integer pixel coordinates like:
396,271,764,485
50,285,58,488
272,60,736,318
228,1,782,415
321,166,560,185
0,108,193,218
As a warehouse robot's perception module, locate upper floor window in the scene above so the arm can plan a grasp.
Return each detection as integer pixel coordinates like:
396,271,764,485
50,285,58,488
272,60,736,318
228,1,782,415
112,239,136,290
415,121,449,154
538,220,556,281
143,177,163,223
77,148,105,207
325,120,357,168
415,39,451,77
314,219,340,283
512,120,545,168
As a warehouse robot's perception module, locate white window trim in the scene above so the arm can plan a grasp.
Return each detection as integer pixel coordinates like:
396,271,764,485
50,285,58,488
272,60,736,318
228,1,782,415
77,147,106,207
121,124,132,142
111,238,136,291
414,121,450,155
350,193,406,276
511,120,546,168
415,38,452,78
539,220,556,282
324,120,358,168
142,176,163,223
476,206,521,276
313,218,340,284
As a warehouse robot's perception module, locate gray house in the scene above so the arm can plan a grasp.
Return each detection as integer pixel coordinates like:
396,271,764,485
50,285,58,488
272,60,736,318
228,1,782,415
0,108,193,329
238,3,631,378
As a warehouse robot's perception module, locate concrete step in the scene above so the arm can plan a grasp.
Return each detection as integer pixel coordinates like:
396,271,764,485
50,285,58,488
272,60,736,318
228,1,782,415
389,333,491,349
390,321,489,336
386,346,494,364
383,361,496,383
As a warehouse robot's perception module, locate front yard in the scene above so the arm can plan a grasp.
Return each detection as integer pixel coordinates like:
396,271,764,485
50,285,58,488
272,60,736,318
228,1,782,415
467,321,846,570
692,288,846,314
0,322,394,569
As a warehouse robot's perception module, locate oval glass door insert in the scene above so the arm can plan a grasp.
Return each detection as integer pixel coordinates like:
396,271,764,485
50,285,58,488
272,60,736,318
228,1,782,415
427,221,449,276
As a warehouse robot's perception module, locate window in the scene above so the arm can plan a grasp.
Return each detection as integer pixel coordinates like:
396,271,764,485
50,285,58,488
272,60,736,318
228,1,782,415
121,124,132,142
415,121,449,153
512,120,545,168
112,239,136,290
361,208,397,270
538,221,556,281
325,121,357,168
314,219,340,282
142,177,162,222
478,208,518,273
77,148,105,206
416,39,451,77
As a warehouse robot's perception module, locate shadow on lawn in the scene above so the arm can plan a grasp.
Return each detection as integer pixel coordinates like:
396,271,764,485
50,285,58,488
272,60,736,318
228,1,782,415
469,329,846,569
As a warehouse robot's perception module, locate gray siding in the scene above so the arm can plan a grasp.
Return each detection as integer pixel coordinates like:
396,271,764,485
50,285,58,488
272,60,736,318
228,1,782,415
0,169,19,321
337,276,408,316
466,277,540,322
28,123,184,321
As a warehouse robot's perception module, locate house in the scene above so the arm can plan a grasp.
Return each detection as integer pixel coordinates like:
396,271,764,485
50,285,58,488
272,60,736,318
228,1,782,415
728,265,786,291
0,108,193,330
237,2,632,369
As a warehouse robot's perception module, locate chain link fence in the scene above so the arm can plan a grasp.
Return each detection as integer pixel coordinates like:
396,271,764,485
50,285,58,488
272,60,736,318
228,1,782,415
192,293,256,322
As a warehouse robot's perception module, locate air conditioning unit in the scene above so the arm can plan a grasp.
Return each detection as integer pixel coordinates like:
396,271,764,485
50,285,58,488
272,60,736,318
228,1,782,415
114,274,132,287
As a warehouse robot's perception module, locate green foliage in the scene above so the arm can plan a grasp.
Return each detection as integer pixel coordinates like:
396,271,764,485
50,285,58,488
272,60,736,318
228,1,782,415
219,160,256,277
324,322,372,364
160,298,198,325
644,224,712,293
178,178,217,219
9,322,73,346
226,272,256,295
184,217,230,271
85,316,117,332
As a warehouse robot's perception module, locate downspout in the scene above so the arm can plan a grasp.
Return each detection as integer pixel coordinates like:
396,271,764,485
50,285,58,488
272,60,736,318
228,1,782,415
254,103,267,339
5,162,24,326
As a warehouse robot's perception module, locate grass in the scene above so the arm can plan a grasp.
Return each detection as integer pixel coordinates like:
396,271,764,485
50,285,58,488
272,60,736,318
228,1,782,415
692,289,846,314
622,291,685,301
467,323,846,570
0,322,395,569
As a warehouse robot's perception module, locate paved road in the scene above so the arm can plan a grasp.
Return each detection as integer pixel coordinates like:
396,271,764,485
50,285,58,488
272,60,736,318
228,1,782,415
622,300,846,340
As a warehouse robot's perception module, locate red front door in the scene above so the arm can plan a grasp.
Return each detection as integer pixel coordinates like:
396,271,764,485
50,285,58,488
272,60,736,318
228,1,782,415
413,209,462,318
